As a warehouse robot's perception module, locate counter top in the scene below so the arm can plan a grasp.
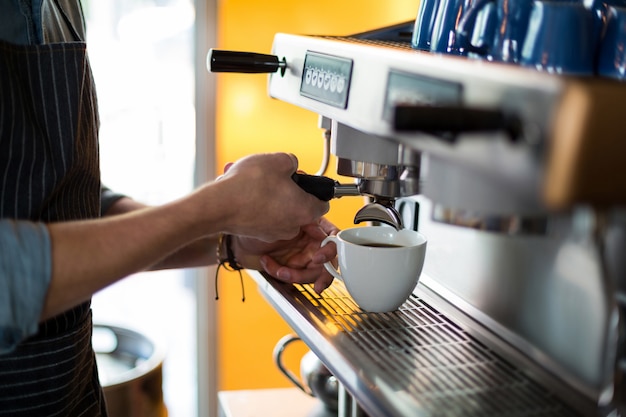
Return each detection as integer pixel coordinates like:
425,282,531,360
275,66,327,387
218,388,335,417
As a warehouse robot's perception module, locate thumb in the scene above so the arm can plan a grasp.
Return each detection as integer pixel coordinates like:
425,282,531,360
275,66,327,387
223,162,234,174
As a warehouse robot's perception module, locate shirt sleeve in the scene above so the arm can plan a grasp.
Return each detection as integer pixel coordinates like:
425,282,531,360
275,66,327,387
0,220,51,353
101,185,127,216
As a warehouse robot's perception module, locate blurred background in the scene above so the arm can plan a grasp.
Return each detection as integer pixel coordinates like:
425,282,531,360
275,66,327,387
84,0,418,416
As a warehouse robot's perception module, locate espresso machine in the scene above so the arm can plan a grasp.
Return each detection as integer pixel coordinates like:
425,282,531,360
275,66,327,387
208,20,626,417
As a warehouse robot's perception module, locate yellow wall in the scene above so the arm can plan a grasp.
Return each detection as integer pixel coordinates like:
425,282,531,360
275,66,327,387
214,0,419,390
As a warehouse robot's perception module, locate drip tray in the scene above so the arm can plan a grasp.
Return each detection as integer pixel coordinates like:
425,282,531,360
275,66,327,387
250,272,590,417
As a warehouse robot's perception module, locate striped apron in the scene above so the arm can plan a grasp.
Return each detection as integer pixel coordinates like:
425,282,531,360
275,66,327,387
0,14,106,417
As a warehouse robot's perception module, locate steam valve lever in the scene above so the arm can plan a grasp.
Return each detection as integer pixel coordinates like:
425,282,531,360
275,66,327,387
207,49,287,76
291,173,360,201
292,173,336,201
394,104,523,142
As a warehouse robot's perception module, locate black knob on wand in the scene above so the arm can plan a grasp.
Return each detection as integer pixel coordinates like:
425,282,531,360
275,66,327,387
207,49,287,76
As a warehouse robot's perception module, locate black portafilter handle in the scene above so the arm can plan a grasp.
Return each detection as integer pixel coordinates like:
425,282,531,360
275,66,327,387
207,49,287,76
291,173,337,202
394,104,523,142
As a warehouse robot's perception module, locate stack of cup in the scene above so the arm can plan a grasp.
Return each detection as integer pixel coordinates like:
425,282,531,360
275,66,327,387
519,0,597,75
412,0,474,56
597,3,626,80
410,0,626,80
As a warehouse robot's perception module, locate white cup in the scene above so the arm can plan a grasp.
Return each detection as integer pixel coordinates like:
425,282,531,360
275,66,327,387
321,227,427,313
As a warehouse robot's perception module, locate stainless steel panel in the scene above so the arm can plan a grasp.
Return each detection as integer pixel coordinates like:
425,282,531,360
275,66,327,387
414,195,611,395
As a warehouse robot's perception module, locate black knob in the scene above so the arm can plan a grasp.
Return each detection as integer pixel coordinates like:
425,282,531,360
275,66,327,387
394,104,523,143
207,49,287,76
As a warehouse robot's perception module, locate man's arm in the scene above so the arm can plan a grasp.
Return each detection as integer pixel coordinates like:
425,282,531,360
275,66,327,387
44,179,229,320
101,195,219,270
42,153,330,320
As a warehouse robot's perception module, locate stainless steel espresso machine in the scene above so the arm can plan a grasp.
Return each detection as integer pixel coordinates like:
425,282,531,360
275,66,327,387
208,21,626,417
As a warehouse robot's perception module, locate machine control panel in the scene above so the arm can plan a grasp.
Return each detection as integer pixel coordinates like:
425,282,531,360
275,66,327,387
300,51,353,109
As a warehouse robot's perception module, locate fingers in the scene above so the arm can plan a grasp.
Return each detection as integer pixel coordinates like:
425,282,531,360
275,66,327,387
259,256,293,281
318,217,340,236
220,152,296,178
259,255,334,293
286,153,299,173
313,274,334,294
215,162,234,181
312,243,336,264
301,221,338,264
300,222,329,240
256,218,340,289
215,153,326,238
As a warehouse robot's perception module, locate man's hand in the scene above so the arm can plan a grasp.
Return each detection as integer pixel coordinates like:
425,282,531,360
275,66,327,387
232,218,339,293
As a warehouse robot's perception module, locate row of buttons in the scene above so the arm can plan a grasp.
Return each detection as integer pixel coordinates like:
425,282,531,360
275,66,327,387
303,67,346,94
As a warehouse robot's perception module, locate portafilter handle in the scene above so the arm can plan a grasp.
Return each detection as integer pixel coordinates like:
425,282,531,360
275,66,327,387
207,49,287,76
292,173,403,230
291,172,359,201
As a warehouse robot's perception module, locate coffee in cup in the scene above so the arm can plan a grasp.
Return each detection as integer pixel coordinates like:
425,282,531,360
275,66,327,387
321,226,427,313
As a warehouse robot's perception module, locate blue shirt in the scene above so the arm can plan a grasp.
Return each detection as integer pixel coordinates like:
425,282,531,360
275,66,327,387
0,222,51,352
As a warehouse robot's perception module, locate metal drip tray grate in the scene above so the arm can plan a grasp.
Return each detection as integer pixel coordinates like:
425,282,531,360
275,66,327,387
288,280,580,417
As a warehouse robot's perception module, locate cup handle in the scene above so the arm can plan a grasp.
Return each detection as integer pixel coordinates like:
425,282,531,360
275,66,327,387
272,334,314,396
321,236,342,281
456,0,494,55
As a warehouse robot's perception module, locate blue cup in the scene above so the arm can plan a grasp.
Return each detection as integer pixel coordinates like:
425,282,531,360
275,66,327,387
597,5,626,80
520,1,596,75
412,0,441,51
465,2,499,58
589,0,626,25
429,0,475,55
456,0,536,63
